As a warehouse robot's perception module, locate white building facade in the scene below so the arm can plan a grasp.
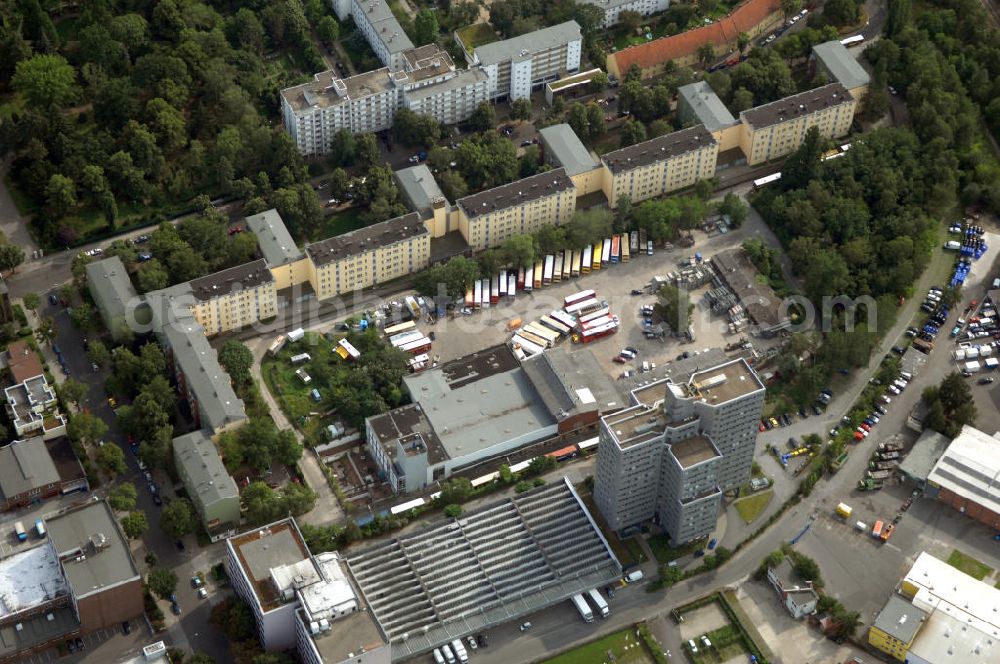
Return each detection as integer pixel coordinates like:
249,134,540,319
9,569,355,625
580,0,671,28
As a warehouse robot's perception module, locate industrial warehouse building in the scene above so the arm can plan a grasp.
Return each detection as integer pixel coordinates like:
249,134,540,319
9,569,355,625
925,424,1000,530
366,345,622,494
226,481,621,662
347,478,622,659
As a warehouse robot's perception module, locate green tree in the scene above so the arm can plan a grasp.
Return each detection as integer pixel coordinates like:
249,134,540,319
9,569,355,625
243,481,282,524
737,32,751,54
655,284,693,333
121,510,149,539
391,108,441,148
443,504,463,518
886,0,911,37
568,102,590,140
356,133,380,169
437,170,468,201
468,102,496,132
731,87,754,112
45,174,77,217
823,0,860,26
97,444,127,476
718,192,749,227
589,71,609,93
661,564,684,586
500,234,536,268
57,378,86,406
147,567,177,599
782,126,824,191
566,208,613,248
317,16,340,48
620,119,647,147
619,10,643,32
160,498,197,538
22,292,40,314
109,482,138,511
414,9,439,45
87,340,111,368
12,54,79,109
780,0,802,19
281,482,317,515
0,245,25,273
67,412,109,446
219,341,254,387
510,98,532,121
697,42,716,69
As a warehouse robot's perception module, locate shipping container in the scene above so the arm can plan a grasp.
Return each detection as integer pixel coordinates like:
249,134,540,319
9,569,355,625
538,315,571,337
601,238,611,265
404,296,421,320
592,243,602,270
510,335,546,357
565,297,602,316
564,290,597,308
480,278,491,308
581,245,592,274
473,280,483,308
551,310,577,329
871,520,883,538
287,328,305,342
464,288,474,308
290,353,311,364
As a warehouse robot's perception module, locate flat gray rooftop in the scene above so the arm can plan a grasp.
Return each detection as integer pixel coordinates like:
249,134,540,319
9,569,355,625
740,82,852,129
812,40,871,91
368,402,448,466
538,124,601,176
173,430,239,511
671,435,720,468
188,259,273,302
347,478,620,659
898,430,950,483
521,346,624,419
86,256,139,319
872,595,927,644
229,520,312,612
47,500,139,600
473,21,581,66
627,348,729,405
678,81,739,132
307,609,386,662
0,604,78,659
395,164,449,218
246,209,304,266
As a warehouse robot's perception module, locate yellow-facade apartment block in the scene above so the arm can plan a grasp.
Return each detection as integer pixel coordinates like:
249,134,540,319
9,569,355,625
455,169,577,251
305,212,431,300
600,125,719,207
739,82,856,166
188,260,278,335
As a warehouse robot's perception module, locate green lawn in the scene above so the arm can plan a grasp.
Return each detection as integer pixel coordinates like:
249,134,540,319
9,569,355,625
690,624,749,664
947,549,994,580
261,331,343,425
648,534,702,564
544,627,654,664
313,206,366,241
734,489,774,523
456,23,498,52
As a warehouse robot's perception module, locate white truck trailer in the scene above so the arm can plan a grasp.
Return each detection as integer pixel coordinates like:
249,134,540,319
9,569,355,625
571,593,594,622
587,588,610,618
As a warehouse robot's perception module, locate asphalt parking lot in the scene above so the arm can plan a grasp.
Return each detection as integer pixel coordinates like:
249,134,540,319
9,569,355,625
421,208,784,382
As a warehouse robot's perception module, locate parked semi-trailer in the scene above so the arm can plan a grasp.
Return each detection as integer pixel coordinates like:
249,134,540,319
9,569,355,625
587,588,609,618
571,593,594,623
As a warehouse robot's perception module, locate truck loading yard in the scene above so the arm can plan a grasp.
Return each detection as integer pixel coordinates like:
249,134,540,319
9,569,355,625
424,206,787,381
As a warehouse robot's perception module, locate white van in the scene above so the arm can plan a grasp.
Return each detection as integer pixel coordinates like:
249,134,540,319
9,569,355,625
625,569,644,583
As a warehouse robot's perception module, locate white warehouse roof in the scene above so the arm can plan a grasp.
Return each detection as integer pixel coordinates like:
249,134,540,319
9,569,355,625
927,424,1000,516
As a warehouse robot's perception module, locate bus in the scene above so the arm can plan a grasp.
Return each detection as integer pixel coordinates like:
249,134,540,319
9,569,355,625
840,34,864,46
534,260,544,289
581,244,592,274
550,310,577,330
34,519,45,538
383,320,416,338
581,315,615,330
592,242,602,270
571,250,581,277
622,239,630,263
464,288,474,309
498,270,508,297
539,315,571,337
563,251,573,279
267,335,287,356
552,253,563,282
611,235,620,263
390,330,423,347
577,436,599,452
490,275,500,304
13,521,26,542
565,297,602,316
601,238,611,265
630,231,639,254
752,172,782,189
546,445,578,461
390,497,426,515
480,278,491,308
507,272,516,299
517,328,551,349
517,267,525,289
523,265,534,292
525,322,560,346
337,339,360,361
871,520,884,539
564,290,596,308
543,255,555,284
400,336,433,354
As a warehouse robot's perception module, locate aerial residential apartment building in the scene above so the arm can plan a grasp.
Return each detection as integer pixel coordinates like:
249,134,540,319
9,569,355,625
810,40,871,100
580,0,671,28
739,82,856,165
3,340,66,439
338,0,414,70
593,358,765,542
455,168,576,250
85,256,140,342
601,125,719,206
305,212,430,300
463,21,583,100
281,46,489,152
0,437,86,512
226,518,389,660
188,260,277,336
173,430,241,542
677,81,743,151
